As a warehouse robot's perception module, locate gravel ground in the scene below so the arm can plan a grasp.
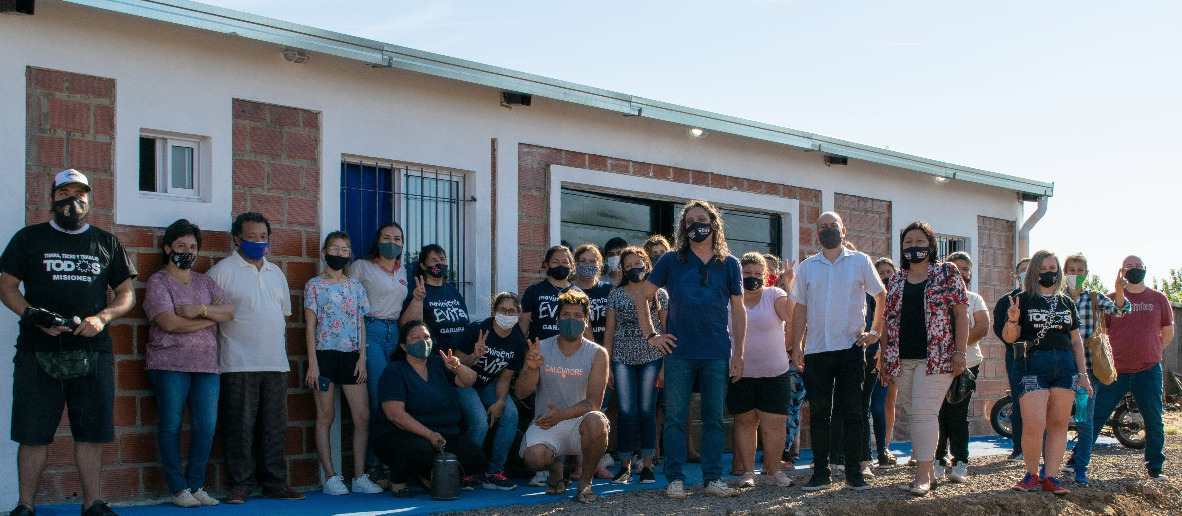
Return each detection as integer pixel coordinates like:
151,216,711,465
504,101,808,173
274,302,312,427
448,410,1182,516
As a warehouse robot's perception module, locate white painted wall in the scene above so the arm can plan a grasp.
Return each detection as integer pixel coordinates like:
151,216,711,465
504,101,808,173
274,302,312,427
0,2,1027,506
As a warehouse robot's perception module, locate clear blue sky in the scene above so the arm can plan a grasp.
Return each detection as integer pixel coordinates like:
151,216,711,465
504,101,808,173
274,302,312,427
204,0,1182,288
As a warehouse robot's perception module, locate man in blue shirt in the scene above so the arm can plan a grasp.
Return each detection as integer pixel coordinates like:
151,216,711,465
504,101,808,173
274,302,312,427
637,199,745,500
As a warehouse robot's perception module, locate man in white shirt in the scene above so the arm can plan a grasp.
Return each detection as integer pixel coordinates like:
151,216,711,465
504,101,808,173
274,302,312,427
207,212,305,504
789,212,885,491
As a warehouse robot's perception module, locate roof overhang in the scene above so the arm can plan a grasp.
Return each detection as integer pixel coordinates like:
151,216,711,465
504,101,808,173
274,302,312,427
56,0,1054,198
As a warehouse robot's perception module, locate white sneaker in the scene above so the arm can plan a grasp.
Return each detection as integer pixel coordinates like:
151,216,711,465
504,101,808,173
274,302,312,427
351,474,384,494
771,470,795,487
933,464,946,481
703,480,739,498
949,462,969,483
322,475,349,496
739,472,756,488
528,470,550,487
665,479,688,499
860,466,875,479
191,488,219,506
172,489,200,508
599,453,615,469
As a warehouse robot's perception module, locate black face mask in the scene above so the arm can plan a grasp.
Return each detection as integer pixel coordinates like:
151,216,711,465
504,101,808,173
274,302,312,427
624,267,646,283
743,276,763,291
902,246,929,264
52,196,88,231
1038,270,1059,288
818,227,843,249
424,263,448,279
1125,267,1146,285
325,254,350,272
547,265,570,281
169,251,196,270
686,221,712,243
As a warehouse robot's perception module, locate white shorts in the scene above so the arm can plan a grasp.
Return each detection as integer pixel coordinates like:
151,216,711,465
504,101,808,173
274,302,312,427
519,411,607,458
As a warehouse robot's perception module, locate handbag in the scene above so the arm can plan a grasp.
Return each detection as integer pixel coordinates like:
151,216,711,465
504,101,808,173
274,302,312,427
35,348,98,380
1086,292,1118,385
946,368,977,404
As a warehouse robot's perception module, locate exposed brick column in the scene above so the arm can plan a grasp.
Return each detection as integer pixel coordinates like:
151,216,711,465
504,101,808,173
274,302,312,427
834,193,892,258
973,216,1017,434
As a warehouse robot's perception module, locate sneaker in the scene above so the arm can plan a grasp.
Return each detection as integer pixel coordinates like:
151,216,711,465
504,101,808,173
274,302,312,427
1014,472,1040,492
261,486,306,500
1041,476,1069,496
482,472,517,490
832,464,846,474
1038,464,1046,480
1007,450,1023,463
599,453,615,469
612,464,632,484
528,470,550,487
81,501,118,516
703,480,738,498
460,475,480,491
665,480,688,499
846,476,871,491
191,488,219,506
225,487,248,504
352,474,384,494
172,489,200,508
948,462,969,483
738,472,756,488
875,455,895,469
9,504,35,516
638,467,656,484
1148,469,1169,481
771,470,794,487
322,475,349,496
906,459,918,467
860,466,875,479
1074,468,1089,487
933,464,946,481
801,472,832,491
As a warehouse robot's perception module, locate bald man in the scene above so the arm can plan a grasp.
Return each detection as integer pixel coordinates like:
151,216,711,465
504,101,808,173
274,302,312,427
789,211,885,491
1090,255,1173,481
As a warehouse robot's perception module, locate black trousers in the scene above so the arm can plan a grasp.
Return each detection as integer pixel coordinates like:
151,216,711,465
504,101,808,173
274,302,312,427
830,352,877,463
803,346,865,480
221,372,289,489
936,365,980,465
372,428,487,483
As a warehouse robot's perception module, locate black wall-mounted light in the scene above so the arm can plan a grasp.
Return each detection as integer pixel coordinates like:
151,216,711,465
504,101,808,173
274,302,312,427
0,0,35,15
823,154,848,167
501,91,532,108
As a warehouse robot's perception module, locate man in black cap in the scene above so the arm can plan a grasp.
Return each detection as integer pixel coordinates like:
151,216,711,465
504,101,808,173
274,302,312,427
0,169,136,516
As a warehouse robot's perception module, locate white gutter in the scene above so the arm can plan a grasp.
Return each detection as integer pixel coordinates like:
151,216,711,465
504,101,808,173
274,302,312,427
1017,197,1048,259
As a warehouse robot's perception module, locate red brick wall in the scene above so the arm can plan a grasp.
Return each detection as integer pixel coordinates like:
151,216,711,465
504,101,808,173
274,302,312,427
834,193,892,258
973,215,1017,435
516,144,823,294
24,67,326,504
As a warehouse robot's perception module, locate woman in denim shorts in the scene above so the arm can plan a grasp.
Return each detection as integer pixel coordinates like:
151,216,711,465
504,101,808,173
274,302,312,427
997,249,1092,495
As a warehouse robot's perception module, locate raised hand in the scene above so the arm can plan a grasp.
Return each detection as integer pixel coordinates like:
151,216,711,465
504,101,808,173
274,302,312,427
782,259,796,282
1115,268,1127,293
472,329,489,358
1007,295,1021,323
524,338,544,370
413,276,427,301
439,348,461,372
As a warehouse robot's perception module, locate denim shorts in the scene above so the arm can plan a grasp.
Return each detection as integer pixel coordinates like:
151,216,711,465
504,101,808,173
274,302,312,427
1014,349,1078,399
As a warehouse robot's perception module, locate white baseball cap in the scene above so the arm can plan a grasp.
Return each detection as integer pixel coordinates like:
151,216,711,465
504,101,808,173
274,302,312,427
53,169,91,192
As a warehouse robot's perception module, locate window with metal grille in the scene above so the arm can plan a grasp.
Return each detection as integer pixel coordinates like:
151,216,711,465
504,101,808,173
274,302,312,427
340,160,470,297
936,234,969,261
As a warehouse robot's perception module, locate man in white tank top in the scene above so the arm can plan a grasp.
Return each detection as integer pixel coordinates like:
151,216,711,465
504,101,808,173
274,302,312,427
515,290,610,503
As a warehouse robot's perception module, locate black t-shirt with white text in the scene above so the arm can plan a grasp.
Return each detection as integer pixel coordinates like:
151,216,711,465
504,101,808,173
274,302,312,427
402,277,470,353
521,280,584,340
584,280,613,343
994,291,1080,351
0,223,136,352
457,317,526,389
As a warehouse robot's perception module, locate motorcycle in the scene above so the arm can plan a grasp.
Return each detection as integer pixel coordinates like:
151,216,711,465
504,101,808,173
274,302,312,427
989,390,1145,449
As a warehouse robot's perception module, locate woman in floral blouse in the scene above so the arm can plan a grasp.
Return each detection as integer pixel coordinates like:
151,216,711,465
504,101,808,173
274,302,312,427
878,221,968,496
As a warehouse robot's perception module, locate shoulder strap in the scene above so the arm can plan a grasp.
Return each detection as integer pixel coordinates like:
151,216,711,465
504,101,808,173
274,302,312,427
1090,291,1107,333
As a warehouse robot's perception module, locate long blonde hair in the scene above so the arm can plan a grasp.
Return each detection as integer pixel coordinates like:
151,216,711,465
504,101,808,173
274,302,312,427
1022,249,1064,295
672,199,730,264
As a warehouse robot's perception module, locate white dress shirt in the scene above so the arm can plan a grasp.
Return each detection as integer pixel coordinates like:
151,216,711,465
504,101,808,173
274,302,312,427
789,248,884,355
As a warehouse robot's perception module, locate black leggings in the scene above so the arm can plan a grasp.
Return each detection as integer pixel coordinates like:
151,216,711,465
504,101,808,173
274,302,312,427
372,428,488,483
935,365,980,465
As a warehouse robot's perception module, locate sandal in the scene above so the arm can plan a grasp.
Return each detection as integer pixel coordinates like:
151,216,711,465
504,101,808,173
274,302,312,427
576,485,598,503
391,484,414,498
896,482,930,496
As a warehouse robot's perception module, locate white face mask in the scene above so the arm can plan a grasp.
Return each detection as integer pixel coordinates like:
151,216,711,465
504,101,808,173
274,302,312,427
494,313,519,330
605,255,621,272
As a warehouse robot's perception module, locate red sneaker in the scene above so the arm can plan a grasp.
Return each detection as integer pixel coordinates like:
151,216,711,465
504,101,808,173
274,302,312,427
1040,476,1070,496
1013,472,1040,492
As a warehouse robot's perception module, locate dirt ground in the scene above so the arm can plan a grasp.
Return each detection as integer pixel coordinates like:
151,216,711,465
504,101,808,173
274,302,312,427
451,409,1182,516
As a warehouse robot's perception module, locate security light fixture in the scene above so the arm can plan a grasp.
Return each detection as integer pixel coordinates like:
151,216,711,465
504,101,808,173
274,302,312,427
283,47,309,64
935,176,949,183
500,91,532,108
823,154,848,167
689,128,705,138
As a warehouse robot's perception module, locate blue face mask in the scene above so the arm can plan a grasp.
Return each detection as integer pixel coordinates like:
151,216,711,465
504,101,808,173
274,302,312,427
557,318,585,340
239,239,268,260
406,339,432,359
379,242,403,260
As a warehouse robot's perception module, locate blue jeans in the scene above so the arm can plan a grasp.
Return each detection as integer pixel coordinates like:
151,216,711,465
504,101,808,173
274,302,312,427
457,382,518,474
784,368,806,453
365,317,400,464
1069,372,1099,470
663,357,728,483
870,375,889,458
1090,363,1165,470
148,370,219,494
1005,348,1024,452
612,359,662,461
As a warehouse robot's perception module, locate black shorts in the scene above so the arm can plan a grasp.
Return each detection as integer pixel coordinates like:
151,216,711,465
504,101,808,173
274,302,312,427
316,349,361,385
12,350,115,445
726,370,791,416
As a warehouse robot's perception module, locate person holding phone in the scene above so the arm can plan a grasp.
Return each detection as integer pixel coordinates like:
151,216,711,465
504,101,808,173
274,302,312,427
303,231,382,495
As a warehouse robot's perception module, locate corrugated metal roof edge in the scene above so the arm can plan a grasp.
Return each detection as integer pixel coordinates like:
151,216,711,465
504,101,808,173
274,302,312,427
59,0,1054,197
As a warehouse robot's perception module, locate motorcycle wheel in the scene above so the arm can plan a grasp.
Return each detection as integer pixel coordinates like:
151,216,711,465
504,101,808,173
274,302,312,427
1111,406,1146,449
990,395,1013,438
